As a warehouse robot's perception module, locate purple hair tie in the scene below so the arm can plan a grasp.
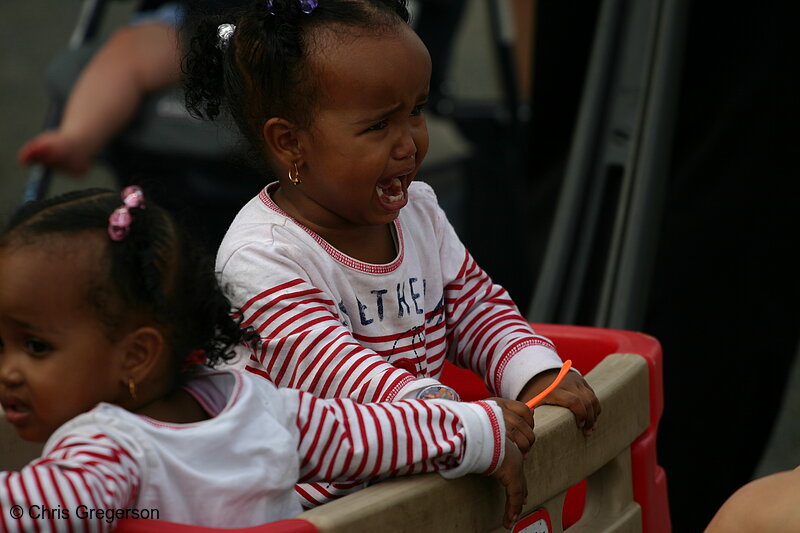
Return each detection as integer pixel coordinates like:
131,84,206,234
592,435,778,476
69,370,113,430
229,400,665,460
299,0,319,13
108,186,146,242
266,0,318,15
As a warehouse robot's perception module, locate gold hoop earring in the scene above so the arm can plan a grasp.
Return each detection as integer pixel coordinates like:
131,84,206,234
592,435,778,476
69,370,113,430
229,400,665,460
288,162,301,185
128,378,138,402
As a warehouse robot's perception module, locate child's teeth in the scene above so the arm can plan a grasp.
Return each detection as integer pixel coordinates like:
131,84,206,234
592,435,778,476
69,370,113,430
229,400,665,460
376,178,405,202
376,187,405,202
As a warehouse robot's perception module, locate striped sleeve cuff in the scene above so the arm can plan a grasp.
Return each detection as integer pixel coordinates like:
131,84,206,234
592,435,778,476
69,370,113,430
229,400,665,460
436,400,505,478
499,340,565,400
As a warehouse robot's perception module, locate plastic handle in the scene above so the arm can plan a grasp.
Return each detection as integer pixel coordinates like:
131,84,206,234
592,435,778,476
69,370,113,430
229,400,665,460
525,360,572,409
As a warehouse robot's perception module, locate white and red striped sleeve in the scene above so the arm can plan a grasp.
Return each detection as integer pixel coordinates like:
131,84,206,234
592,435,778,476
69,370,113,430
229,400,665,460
286,389,505,485
0,432,140,533
229,248,440,403
442,247,563,399
421,180,563,400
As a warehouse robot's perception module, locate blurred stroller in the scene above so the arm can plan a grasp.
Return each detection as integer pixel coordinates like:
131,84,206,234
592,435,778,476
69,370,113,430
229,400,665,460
21,0,264,252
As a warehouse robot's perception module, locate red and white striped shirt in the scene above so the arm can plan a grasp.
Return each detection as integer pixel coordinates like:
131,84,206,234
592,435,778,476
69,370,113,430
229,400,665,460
216,181,562,507
0,369,504,532
217,182,562,403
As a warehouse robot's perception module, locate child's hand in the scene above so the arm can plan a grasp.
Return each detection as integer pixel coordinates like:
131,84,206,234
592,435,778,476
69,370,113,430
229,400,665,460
489,398,535,454
518,370,601,435
492,437,527,529
18,131,91,176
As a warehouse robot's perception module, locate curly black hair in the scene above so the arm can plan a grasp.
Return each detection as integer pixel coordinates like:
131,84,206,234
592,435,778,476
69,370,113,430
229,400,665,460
183,0,410,160
2,188,253,376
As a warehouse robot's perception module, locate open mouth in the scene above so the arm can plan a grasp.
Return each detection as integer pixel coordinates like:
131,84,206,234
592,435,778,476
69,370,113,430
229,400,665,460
376,177,406,203
1,397,32,426
375,166,415,212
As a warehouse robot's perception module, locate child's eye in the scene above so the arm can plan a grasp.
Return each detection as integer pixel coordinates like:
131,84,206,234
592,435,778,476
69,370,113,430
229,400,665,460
25,339,52,357
411,103,427,117
366,120,388,132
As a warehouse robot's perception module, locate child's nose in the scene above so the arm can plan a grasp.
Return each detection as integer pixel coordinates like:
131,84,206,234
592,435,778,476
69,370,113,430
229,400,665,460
392,125,417,161
0,355,24,386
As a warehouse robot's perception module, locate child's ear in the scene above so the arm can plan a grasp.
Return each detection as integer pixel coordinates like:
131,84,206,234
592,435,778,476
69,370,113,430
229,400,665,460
263,117,302,169
119,326,165,384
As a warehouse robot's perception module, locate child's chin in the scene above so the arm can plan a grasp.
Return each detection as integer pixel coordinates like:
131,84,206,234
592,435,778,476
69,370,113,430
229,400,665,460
14,425,51,443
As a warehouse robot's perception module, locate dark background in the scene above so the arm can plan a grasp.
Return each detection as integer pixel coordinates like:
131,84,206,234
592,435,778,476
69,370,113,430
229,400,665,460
515,2,797,531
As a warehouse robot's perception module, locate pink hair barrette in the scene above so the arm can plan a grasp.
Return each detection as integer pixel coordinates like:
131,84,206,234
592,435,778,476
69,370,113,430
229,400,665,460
108,186,146,241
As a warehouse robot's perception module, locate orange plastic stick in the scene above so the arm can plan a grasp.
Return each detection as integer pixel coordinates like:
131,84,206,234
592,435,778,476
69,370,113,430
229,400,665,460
525,359,572,409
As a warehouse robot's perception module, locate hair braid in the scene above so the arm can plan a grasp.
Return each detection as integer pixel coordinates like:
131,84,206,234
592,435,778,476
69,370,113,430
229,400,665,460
183,0,411,159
